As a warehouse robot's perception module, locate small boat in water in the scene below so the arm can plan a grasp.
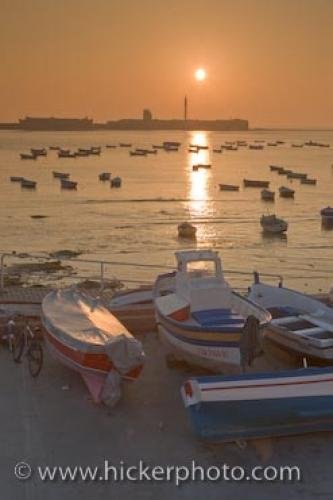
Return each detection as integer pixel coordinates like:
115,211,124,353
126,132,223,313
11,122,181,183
58,150,76,158
181,366,333,442
193,163,211,171
249,144,264,150
10,176,24,182
154,250,270,373
244,179,270,188
21,179,37,189
99,172,111,181
61,179,77,190
219,184,239,192
177,221,197,239
53,171,70,179
111,176,122,188
260,214,287,234
301,178,317,185
287,172,307,180
20,153,36,160
42,288,145,405
31,148,47,156
119,143,132,147
321,207,333,227
279,186,295,198
261,189,275,201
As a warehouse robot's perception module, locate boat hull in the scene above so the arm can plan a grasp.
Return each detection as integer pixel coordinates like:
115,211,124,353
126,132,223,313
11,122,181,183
182,367,333,441
157,319,241,374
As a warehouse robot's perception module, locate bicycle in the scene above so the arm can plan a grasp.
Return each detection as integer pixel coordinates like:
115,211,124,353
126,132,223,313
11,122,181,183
12,323,43,378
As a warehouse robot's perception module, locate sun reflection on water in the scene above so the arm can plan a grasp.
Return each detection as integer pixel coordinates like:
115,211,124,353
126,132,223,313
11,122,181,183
186,131,214,242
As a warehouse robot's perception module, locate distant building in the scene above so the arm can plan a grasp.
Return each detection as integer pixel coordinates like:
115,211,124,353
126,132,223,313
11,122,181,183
18,116,94,131
143,109,152,121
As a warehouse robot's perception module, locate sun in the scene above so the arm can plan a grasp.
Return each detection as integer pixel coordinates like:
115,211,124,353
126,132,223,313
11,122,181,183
195,68,206,82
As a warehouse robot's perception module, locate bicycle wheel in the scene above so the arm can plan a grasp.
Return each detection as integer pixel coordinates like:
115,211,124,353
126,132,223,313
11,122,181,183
27,340,43,377
12,331,25,363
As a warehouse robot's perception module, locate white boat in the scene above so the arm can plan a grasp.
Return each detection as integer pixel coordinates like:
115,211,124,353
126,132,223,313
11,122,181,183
177,221,197,239
260,214,288,234
154,250,271,373
248,274,333,365
42,288,145,405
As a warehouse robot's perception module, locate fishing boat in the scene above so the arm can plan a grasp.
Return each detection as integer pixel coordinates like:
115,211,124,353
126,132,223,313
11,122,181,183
181,366,333,442
279,186,295,198
41,288,145,405
61,179,77,189
287,172,307,180
219,184,239,192
193,164,211,170
291,143,304,148
130,150,147,156
249,144,264,150
31,148,47,156
58,150,76,158
321,207,333,227
105,144,117,149
53,171,70,179
111,176,122,188
261,189,275,201
301,178,317,185
269,165,284,172
49,146,60,150
248,274,333,365
21,179,37,189
119,143,132,147
260,214,287,234
10,176,24,182
20,153,36,160
154,250,271,373
99,172,111,181
213,148,222,153
177,222,197,240
243,179,270,188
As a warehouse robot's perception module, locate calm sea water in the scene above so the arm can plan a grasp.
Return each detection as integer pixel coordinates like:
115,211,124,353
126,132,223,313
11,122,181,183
0,129,332,293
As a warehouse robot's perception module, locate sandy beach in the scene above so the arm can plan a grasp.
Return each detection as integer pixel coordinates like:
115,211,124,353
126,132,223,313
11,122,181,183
1,326,333,499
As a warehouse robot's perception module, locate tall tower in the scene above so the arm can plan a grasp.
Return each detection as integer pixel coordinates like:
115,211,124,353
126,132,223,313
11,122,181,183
184,95,188,122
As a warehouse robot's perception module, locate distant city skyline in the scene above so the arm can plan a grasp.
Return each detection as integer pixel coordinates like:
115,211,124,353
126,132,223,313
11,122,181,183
1,0,332,128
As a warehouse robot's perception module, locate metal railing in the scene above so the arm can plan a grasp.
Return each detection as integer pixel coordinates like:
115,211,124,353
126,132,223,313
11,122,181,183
0,251,286,294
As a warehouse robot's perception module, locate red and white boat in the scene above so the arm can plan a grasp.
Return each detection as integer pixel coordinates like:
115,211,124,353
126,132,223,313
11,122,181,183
41,288,145,405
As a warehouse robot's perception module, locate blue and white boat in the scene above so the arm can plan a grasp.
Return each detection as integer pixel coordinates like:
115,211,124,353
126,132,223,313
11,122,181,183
154,250,271,373
248,274,333,365
181,366,333,442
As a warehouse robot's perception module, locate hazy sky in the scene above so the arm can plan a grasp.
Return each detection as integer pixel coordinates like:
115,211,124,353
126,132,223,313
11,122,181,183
1,0,332,127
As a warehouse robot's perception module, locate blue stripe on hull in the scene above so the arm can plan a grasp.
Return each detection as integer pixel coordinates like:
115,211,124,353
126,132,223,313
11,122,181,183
187,396,333,441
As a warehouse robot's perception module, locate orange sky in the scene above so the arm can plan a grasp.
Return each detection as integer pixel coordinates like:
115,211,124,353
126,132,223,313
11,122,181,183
1,0,332,127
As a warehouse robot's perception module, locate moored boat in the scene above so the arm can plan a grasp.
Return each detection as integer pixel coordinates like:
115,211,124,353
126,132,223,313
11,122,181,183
111,176,122,188
41,288,145,405
61,179,77,189
260,214,287,234
321,206,333,227
181,366,333,442
279,185,295,198
244,179,270,188
21,179,37,188
261,189,275,201
249,275,333,365
53,171,70,179
219,184,239,192
20,153,37,160
301,178,317,185
99,172,111,181
10,176,24,182
154,250,271,373
177,222,197,239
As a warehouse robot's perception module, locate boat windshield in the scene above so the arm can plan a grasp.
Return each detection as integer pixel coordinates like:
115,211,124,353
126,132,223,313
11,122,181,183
186,260,217,279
